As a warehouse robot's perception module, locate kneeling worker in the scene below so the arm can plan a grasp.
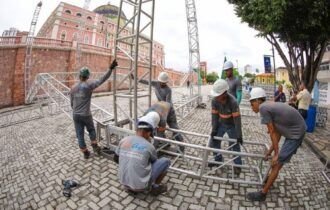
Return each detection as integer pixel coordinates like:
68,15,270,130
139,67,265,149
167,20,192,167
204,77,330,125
114,111,171,195
247,87,306,201
209,79,243,174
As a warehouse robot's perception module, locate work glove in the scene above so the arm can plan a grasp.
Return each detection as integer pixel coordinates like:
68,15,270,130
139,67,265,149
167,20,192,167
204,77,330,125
237,137,243,145
110,59,118,70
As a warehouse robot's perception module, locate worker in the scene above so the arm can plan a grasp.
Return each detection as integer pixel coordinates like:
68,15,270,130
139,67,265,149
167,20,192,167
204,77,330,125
274,84,286,102
223,61,242,104
294,82,311,119
114,111,171,195
247,87,306,201
132,72,184,151
209,79,243,175
70,60,118,159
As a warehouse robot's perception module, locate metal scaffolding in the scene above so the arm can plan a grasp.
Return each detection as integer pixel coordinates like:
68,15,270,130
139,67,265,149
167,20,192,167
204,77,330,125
24,1,43,103
185,0,201,99
113,0,155,129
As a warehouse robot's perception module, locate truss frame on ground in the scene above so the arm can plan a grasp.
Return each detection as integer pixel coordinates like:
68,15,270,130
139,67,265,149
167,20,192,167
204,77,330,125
103,125,270,186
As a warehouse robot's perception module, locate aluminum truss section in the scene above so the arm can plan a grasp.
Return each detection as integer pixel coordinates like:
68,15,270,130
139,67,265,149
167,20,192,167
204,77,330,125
322,159,330,183
185,0,201,98
29,73,114,125
24,1,43,103
104,125,270,185
0,105,44,128
113,0,155,129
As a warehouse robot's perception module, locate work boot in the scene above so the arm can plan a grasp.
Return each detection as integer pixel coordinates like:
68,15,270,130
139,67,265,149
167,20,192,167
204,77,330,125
247,191,267,202
150,184,167,196
92,144,102,156
83,150,90,159
234,167,242,175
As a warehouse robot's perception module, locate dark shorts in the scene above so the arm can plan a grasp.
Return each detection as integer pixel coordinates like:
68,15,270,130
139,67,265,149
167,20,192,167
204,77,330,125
278,136,304,165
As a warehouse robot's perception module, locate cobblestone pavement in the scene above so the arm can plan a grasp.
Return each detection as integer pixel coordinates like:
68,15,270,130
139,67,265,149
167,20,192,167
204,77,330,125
0,85,329,210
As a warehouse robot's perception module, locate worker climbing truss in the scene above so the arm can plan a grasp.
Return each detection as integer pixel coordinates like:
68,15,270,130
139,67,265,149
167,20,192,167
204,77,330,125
24,1,43,103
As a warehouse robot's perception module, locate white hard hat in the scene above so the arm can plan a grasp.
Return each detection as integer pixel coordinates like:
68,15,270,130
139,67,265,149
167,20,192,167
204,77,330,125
158,72,169,83
249,87,267,101
210,79,229,97
223,61,234,71
137,111,160,130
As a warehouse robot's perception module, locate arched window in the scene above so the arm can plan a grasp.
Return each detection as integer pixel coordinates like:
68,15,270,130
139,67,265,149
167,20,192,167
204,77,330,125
76,13,82,17
61,31,66,41
65,10,71,14
87,16,92,21
84,35,89,44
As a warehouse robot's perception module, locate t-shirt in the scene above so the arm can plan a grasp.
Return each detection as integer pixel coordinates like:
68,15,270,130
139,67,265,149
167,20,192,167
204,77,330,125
259,102,306,139
70,68,113,116
274,90,286,102
139,80,172,104
226,77,242,99
296,89,311,110
144,101,171,128
116,135,157,190
211,94,242,139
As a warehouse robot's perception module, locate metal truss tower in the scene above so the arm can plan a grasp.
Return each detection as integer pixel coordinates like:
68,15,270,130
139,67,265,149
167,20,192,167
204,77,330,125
24,1,42,103
185,0,201,98
113,0,155,129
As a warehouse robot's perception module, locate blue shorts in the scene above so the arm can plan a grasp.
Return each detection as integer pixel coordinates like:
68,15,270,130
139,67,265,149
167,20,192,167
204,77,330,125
278,136,304,165
151,157,171,183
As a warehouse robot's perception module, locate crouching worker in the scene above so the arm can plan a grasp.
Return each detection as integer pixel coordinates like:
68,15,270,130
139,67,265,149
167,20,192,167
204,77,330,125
209,79,243,175
114,111,171,196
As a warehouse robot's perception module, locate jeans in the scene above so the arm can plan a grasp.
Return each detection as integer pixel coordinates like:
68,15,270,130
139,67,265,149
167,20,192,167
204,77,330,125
167,107,183,142
73,114,96,149
278,135,304,165
210,123,242,165
151,157,171,183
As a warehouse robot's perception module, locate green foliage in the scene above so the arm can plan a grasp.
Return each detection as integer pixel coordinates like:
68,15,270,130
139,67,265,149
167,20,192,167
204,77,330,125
244,73,255,78
206,72,219,84
228,0,330,92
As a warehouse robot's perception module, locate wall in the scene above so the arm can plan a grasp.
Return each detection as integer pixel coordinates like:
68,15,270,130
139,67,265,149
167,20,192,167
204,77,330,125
0,36,187,109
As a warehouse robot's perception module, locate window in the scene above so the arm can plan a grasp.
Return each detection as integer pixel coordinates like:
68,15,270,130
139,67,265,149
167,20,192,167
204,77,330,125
76,13,82,17
87,16,92,21
65,10,71,14
84,35,89,44
61,31,66,41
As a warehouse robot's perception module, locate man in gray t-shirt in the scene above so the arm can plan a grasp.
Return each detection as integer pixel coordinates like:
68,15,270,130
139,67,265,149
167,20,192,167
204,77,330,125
115,112,170,195
223,61,242,104
70,60,117,159
247,87,306,202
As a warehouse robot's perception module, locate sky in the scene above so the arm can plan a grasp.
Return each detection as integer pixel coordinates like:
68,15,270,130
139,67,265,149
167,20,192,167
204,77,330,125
0,0,285,74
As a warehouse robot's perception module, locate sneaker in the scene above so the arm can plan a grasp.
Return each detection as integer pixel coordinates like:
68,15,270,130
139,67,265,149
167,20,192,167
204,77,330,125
150,184,167,196
208,162,219,168
178,145,185,153
234,167,241,175
92,144,101,156
62,180,79,188
247,191,267,202
83,150,90,159
62,187,71,198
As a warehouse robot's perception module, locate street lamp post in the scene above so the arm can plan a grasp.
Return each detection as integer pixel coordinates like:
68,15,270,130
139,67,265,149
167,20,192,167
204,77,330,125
271,43,276,92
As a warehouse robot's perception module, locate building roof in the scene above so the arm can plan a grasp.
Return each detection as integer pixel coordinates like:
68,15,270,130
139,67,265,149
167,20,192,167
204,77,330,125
256,73,274,77
93,3,127,21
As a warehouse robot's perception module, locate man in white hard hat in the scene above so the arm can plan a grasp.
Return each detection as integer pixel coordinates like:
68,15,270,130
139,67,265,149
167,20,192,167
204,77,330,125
70,59,118,159
247,87,306,201
133,72,184,151
223,61,242,104
209,79,243,174
114,111,171,196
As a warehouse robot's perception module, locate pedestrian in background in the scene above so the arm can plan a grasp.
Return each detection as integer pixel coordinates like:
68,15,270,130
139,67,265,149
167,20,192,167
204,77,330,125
294,82,311,119
274,84,286,102
247,87,306,201
70,59,118,159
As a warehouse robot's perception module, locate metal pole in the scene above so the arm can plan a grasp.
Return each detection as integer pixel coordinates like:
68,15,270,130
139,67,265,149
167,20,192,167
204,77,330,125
272,41,276,92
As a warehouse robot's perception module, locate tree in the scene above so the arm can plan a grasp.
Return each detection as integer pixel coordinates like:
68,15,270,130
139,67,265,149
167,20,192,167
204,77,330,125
206,72,219,84
228,0,330,92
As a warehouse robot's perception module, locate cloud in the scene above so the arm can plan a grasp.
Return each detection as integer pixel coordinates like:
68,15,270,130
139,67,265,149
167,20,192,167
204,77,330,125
0,0,284,74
